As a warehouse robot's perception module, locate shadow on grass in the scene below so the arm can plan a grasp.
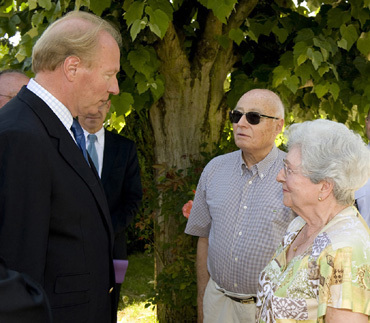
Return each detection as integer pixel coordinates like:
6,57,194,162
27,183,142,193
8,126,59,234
117,253,157,323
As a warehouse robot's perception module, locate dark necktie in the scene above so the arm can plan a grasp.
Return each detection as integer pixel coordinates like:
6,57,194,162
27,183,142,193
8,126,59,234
87,134,99,172
70,119,89,163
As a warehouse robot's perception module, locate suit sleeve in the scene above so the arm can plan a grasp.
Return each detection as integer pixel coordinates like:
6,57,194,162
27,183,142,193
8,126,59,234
0,258,52,323
0,130,52,283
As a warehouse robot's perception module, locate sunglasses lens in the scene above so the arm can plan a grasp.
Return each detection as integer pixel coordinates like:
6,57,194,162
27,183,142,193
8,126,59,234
246,112,261,125
229,111,243,123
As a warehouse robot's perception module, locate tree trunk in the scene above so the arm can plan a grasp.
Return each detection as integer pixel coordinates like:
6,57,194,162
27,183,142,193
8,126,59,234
149,2,258,321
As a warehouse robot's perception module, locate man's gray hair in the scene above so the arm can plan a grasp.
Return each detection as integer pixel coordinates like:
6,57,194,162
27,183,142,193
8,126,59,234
286,119,370,205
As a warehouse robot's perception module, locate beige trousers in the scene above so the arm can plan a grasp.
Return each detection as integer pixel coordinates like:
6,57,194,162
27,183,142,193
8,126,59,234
203,277,256,323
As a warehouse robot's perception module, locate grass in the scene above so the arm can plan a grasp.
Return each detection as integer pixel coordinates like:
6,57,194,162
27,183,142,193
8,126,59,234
117,253,158,323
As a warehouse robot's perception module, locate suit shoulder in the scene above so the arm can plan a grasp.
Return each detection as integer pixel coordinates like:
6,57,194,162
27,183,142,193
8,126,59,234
105,129,135,146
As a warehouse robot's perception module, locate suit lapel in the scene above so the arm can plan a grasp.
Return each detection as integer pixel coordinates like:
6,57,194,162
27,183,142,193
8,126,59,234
18,88,114,239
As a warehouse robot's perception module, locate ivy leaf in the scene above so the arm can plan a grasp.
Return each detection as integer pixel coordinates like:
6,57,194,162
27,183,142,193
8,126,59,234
110,92,134,116
146,7,169,39
272,65,290,87
199,0,237,24
29,0,38,10
128,47,151,74
90,0,112,16
130,19,145,41
124,1,145,27
338,24,358,50
215,34,230,49
314,83,328,98
357,31,370,60
272,25,288,43
307,48,323,70
329,83,340,101
149,75,165,102
38,0,52,10
229,28,244,45
285,75,299,94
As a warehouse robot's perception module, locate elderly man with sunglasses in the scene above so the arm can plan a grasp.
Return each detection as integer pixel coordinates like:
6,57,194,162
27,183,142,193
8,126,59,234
185,89,295,323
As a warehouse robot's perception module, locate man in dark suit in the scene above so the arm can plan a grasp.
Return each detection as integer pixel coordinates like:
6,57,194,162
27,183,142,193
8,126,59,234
79,100,143,312
0,11,122,323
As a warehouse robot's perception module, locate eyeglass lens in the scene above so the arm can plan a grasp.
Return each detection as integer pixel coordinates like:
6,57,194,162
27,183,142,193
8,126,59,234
229,111,262,125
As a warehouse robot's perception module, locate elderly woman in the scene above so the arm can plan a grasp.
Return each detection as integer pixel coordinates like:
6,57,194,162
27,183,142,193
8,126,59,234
256,119,370,323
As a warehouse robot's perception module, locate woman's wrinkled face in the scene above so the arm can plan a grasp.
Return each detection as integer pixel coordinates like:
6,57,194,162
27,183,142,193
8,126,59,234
276,147,320,214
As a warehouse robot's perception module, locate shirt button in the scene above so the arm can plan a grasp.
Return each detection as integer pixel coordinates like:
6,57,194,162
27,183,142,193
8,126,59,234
261,174,264,178
235,257,238,262
239,231,242,235
109,287,114,294
234,283,237,288
248,181,252,184
243,205,247,209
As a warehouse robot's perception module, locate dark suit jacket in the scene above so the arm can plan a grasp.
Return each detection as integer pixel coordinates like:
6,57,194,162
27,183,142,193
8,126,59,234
101,130,142,260
0,87,115,323
0,258,52,323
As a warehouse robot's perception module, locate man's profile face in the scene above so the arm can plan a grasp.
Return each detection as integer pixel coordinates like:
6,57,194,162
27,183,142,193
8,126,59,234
75,31,120,118
0,73,29,108
232,92,283,155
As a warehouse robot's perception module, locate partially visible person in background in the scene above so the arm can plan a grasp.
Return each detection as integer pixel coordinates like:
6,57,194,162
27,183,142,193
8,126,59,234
256,119,370,323
79,99,143,314
0,70,29,107
355,108,370,225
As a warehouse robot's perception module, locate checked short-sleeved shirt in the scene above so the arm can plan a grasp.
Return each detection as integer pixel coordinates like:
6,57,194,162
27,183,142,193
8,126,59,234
185,145,295,294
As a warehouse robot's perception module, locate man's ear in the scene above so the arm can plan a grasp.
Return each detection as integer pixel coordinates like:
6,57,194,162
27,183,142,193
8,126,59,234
275,118,284,135
64,56,81,82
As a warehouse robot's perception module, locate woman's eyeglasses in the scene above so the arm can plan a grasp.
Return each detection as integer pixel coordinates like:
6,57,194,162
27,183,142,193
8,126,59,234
229,110,279,125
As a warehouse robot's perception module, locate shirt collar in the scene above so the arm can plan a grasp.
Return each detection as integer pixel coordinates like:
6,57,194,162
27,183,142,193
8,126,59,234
237,145,279,179
83,126,105,143
27,78,74,133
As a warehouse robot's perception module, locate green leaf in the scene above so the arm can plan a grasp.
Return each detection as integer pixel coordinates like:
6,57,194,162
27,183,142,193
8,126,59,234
215,34,230,49
318,65,329,77
90,0,111,16
272,65,290,88
338,24,358,51
38,0,52,10
200,0,237,24
307,48,323,70
357,31,370,60
130,19,145,41
29,0,38,10
124,0,145,27
228,28,244,45
272,25,288,43
285,75,299,94
327,7,351,29
110,92,134,116
128,48,150,73
149,75,165,102
329,83,340,101
314,83,329,98
146,8,169,39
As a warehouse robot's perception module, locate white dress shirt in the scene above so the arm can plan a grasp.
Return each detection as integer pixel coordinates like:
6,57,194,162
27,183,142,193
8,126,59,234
355,143,370,226
27,79,75,141
83,127,105,177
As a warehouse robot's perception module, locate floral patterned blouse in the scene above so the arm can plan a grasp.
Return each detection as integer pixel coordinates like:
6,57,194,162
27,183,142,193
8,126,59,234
256,206,370,323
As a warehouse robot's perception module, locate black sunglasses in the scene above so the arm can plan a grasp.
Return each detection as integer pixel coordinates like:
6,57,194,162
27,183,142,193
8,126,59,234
229,110,279,125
